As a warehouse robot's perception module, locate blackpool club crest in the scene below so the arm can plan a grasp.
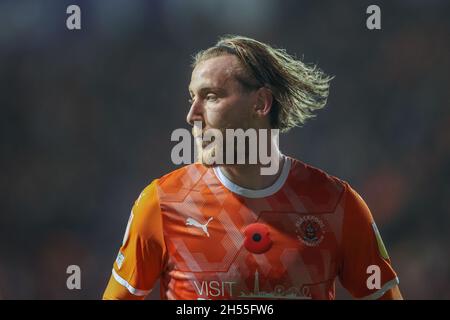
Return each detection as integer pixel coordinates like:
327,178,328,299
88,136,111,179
295,215,325,247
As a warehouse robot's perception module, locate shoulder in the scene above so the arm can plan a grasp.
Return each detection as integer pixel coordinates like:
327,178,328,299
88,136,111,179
288,158,373,223
158,164,208,198
127,164,208,239
142,164,208,203
288,157,347,189
286,157,347,212
158,163,207,188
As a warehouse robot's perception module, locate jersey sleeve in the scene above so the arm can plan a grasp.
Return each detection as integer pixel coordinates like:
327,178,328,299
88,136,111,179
338,182,399,299
103,179,167,300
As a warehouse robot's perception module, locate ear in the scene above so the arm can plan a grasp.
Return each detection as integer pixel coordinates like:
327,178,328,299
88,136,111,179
253,87,273,117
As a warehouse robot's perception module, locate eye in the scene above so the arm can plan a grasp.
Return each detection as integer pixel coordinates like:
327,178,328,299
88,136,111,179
206,93,218,102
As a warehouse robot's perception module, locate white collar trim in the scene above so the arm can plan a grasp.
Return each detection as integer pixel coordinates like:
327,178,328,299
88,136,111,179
213,156,291,199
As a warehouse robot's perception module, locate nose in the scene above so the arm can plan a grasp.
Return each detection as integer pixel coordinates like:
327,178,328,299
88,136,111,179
186,99,204,126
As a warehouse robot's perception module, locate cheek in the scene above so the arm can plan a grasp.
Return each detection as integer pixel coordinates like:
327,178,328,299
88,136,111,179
203,104,226,127
205,97,252,128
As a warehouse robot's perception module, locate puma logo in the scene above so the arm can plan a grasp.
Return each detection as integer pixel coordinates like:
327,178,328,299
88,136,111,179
186,217,214,237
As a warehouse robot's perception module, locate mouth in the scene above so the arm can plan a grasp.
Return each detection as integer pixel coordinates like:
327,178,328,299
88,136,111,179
192,125,203,138
192,125,212,147
193,125,225,151
195,136,213,149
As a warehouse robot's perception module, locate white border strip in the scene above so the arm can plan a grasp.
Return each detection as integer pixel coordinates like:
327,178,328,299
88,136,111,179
213,156,291,198
361,277,400,300
112,269,151,296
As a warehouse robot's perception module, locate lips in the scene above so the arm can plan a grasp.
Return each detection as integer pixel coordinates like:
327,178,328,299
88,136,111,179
244,223,272,254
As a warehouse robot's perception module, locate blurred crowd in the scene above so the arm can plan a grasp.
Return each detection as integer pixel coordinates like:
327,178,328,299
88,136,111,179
0,0,449,299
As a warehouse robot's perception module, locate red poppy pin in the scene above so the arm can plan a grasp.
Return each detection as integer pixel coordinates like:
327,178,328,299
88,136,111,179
244,223,272,254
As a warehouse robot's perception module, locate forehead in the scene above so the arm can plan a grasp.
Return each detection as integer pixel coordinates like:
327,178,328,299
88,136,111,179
189,54,242,92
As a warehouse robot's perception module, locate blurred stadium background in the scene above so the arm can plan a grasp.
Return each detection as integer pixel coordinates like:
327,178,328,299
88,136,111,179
0,0,449,299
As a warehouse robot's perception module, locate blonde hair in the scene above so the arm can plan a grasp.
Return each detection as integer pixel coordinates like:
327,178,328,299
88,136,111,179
192,35,333,132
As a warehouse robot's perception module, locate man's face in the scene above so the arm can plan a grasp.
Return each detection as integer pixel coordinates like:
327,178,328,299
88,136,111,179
187,54,258,164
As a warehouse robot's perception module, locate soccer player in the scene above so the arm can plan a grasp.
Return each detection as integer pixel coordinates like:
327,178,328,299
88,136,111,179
103,35,402,300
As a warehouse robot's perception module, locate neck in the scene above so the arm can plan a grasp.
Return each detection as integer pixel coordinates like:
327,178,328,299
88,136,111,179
218,148,284,190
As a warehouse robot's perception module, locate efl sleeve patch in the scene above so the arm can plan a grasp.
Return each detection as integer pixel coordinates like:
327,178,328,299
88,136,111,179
115,252,125,270
371,222,389,260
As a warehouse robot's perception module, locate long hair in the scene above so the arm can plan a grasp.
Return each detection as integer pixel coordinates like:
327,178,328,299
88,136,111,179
192,35,333,132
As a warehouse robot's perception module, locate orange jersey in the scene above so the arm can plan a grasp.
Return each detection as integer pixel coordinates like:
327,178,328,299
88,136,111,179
103,156,399,300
